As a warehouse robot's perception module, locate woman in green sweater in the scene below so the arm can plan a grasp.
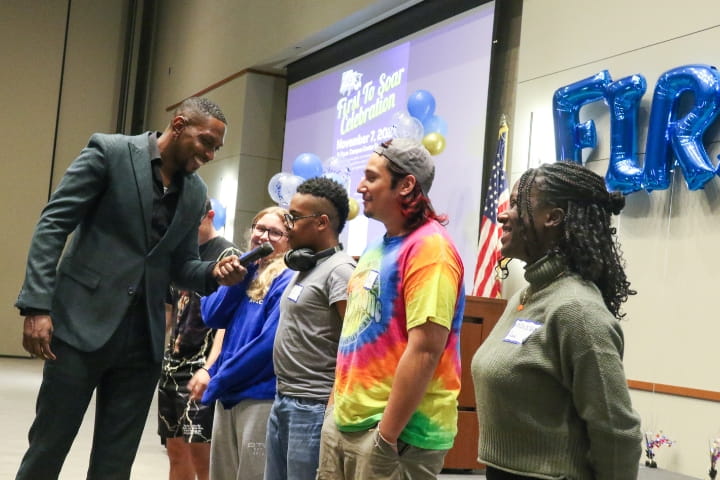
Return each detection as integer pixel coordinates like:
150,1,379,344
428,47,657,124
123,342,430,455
471,161,642,479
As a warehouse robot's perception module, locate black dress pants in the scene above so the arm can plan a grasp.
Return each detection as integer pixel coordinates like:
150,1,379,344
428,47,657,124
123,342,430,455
16,305,161,480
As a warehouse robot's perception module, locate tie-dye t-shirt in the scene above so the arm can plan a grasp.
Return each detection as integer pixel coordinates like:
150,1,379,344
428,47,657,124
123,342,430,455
333,220,465,450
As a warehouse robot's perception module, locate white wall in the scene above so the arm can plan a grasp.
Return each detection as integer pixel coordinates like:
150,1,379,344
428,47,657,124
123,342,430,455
511,1,720,476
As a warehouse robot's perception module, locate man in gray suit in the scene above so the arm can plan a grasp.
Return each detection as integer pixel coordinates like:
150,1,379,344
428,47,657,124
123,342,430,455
14,97,245,480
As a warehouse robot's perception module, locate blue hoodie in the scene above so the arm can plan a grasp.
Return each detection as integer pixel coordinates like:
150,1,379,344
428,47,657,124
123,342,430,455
200,266,293,409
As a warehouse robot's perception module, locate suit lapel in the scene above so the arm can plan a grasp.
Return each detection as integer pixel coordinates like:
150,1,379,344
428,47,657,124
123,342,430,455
128,138,153,249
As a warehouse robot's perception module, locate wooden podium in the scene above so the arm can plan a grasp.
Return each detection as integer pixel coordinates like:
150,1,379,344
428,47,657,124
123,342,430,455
442,295,506,470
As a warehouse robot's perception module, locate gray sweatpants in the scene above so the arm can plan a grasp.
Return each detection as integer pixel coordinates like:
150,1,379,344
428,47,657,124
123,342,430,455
209,399,273,480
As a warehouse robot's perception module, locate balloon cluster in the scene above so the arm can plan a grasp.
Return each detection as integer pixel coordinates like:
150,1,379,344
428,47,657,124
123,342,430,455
644,431,674,468
267,153,359,220
393,89,448,155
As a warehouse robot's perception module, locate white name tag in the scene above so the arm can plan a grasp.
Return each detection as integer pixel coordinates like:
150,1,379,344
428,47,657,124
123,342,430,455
503,319,542,344
364,270,379,290
287,284,303,303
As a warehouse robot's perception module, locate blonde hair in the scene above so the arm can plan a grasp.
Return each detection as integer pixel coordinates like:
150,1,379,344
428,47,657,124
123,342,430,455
246,206,290,301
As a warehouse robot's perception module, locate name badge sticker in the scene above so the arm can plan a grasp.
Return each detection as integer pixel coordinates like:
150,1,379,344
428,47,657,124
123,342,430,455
287,284,303,303
364,270,379,290
503,319,542,344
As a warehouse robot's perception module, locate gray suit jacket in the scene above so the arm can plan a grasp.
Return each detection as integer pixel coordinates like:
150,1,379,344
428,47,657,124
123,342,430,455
16,132,214,362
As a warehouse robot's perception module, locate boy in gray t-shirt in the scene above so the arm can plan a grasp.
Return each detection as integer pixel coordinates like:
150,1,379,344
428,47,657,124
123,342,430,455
264,177,355,480
273,251,355,400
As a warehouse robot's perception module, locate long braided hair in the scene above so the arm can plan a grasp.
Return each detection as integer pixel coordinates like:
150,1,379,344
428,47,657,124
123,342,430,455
516,161,635,319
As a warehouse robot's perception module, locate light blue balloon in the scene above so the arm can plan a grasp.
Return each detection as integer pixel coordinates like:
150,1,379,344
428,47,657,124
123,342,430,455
422,114,448,136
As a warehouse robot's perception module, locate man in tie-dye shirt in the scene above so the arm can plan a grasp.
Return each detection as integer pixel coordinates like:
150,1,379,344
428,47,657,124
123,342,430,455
317,138,465,480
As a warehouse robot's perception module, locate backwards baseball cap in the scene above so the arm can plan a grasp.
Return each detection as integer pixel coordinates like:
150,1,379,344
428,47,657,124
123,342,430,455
373,137,435,195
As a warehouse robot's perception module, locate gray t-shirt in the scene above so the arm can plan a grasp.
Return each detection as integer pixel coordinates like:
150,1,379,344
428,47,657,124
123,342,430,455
273,250,355,400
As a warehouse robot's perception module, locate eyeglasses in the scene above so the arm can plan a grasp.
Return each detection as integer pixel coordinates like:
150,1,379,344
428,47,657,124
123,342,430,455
251,224,287,242
283,213,321,228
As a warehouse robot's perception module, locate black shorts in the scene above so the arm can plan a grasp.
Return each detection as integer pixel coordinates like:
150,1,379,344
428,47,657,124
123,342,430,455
157,386,214,443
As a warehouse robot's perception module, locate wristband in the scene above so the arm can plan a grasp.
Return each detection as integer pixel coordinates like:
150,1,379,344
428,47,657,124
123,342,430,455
378,430,397,447
198,366,210,375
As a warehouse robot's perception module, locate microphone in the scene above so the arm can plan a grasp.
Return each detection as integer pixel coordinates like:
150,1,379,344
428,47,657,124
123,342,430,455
238,242,275,266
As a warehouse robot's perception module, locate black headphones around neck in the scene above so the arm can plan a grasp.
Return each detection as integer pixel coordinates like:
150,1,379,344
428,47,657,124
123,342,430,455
284,244,342,272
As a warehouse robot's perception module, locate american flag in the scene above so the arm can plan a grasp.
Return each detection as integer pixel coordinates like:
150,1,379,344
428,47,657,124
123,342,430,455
472,117,509,298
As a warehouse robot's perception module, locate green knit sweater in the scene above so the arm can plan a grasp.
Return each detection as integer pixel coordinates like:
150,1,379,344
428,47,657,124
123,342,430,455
471,255,641,480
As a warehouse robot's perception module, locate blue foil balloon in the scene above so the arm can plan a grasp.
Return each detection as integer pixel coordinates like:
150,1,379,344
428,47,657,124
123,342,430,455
604,74,647,194
643,64,720,191
553,70,612,163
407,90,436,122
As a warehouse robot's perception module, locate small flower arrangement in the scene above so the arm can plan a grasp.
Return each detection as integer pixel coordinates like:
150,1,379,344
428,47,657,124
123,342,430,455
644,431,674,468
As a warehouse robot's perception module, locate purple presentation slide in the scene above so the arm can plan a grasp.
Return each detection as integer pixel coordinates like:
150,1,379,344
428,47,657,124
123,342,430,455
282,2,495,287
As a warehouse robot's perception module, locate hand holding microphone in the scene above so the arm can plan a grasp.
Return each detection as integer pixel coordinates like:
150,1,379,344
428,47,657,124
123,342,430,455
213,242,275,286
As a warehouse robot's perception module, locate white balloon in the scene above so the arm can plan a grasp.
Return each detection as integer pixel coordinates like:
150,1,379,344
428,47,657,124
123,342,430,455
322,172,350,191
267,172,289,204
278,174,305,206
391,111,411,134
393,112,424,142
323,156,351,176
322,156,351,190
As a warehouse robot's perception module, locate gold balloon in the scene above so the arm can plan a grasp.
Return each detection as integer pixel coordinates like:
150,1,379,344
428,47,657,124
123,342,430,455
348,197,359,220
422,132,446,155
